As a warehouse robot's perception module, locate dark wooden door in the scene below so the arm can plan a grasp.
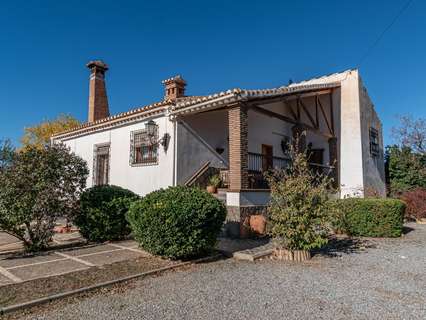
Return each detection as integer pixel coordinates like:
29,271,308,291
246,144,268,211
262,144,273,171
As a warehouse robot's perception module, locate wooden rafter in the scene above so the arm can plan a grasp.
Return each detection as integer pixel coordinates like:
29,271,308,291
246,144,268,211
283,100,298,121
299,99,318,129
250,105,297,125
317,95,334,135
329,91,335,134
315,96,319,128
296,97,301,121
249,104,333,138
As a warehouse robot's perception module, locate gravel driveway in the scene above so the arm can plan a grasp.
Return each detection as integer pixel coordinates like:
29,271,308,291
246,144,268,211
18,223,426,320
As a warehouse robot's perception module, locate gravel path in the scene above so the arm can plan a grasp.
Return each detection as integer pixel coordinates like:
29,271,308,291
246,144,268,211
19,223,426,320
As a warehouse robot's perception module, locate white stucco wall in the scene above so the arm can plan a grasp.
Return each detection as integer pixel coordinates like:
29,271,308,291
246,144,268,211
248,108,292,159
182,110,229,161
359,78,386,197
175,119,227,185
339,70,385,197
339,71,365,197
54,114,175,196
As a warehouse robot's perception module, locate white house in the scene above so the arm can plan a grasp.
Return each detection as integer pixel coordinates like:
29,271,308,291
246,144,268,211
52,61,386,237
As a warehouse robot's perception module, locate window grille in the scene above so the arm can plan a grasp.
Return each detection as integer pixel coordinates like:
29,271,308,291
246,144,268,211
369,127,380,157
130,129,158,165
93,144,110,186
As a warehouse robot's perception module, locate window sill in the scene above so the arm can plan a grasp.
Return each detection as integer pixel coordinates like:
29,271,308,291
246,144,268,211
130,161,159,167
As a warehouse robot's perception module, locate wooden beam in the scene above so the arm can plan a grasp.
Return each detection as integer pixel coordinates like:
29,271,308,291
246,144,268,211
251,105,297,125
315,96,319,128
317,95,333,135
329,91,335,135
299,99,318,129
283,100,298,121
296,97,301,121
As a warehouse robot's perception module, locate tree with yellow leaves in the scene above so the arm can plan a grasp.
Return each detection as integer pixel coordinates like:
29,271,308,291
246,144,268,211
21,114,80,149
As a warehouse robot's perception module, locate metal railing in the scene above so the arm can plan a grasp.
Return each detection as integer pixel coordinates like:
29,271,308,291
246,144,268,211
248,152,290,172
220,152,335,189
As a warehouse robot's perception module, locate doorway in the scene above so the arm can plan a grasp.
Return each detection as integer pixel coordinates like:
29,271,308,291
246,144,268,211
261,144,273,171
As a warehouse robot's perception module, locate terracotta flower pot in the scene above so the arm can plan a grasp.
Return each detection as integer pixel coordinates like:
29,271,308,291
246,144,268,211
273,248,311,261
249,215,266,235
206,185,217,194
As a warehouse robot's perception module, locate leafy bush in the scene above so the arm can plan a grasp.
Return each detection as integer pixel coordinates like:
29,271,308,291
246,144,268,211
75,185,139,242
333,198,405,237
127,186,226,259
266,143,334,251
385,145,426,196
0,143,88,252
401,188,426,220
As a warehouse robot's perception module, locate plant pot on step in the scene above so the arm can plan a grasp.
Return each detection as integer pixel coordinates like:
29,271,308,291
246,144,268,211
273,248,311,262
206,185,217,194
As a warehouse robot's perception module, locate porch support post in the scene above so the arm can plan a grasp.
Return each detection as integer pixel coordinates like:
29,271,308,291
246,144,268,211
228,104,249,190
328,137,339,188
292,124,307,153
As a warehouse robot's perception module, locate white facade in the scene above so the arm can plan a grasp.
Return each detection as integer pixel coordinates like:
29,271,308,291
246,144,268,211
52,69,386,199
59,114,175,196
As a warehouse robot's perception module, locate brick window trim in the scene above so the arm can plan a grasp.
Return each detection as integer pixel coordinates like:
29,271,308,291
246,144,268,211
129,129,159,167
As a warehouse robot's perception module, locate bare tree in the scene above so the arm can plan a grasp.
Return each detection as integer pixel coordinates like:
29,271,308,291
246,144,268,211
392,115,426,154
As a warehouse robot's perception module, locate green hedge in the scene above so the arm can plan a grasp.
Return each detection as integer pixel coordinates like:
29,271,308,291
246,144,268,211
334,198,406,237
127,186,226,259
75,185,139,242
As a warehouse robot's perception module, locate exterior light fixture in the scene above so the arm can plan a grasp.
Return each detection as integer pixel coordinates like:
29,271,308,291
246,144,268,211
145,120,170,151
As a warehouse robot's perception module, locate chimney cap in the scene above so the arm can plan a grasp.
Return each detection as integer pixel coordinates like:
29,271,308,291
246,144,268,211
86,60,109,71
161,75,186,85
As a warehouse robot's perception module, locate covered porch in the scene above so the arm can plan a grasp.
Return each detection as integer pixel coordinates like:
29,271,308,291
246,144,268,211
176,86,339,192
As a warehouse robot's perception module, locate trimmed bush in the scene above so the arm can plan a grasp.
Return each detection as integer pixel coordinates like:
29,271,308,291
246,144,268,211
334,198,406,237
127,186,226,259
401,188,426,220
75,185,139,242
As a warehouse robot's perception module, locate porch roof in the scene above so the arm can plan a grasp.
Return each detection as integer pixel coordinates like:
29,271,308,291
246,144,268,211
170,82,340,117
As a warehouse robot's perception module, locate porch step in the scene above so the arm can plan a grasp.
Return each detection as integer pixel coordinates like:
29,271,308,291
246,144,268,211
213,191,226,204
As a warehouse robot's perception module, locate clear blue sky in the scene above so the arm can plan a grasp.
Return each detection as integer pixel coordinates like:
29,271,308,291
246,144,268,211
0,0,424,145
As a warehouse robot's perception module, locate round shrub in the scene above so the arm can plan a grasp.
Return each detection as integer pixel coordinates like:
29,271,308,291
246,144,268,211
127,186,227,259
75,185,139,242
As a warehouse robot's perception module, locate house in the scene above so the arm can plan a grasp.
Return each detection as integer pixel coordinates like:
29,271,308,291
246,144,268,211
52,60,386,237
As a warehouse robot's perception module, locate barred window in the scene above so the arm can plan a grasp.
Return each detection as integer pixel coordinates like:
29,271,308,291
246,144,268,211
130,129,158,165
369,128,380,157
93,144,110,186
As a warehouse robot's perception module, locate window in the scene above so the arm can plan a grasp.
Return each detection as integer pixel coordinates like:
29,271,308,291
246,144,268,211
369,127,380,157
130,129,158,165
93,144,110,186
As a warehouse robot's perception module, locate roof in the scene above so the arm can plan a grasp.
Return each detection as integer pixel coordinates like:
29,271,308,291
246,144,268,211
52,69,352,140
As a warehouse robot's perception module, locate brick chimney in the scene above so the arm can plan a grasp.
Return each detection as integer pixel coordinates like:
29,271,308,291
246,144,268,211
87,60,110,123
162,75,186,100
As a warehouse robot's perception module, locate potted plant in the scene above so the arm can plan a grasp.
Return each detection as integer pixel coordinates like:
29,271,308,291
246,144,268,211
266,142,333,261
206,175,221,194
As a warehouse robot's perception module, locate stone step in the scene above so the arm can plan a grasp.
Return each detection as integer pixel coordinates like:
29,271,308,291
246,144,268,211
213,192,226,204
